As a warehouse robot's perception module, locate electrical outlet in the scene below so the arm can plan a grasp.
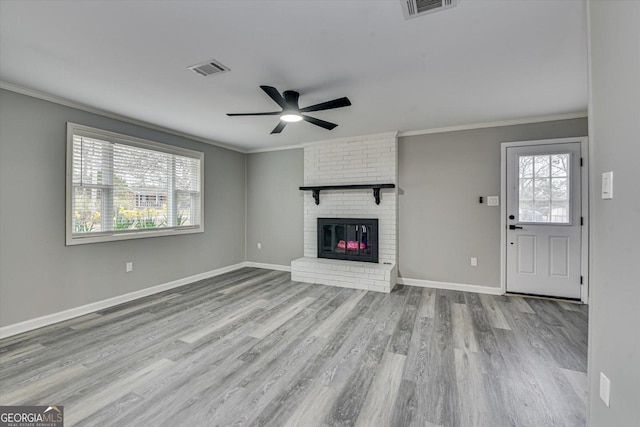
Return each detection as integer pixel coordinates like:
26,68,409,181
125,262,133,273
470,257,478,267
602,171,613,199
257,243,262,250
599,372,611,407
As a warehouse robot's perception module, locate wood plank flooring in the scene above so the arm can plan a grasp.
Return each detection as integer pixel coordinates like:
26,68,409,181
0,268,588,426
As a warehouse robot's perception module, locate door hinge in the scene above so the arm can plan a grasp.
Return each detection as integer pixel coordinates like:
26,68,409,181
580,276,583,285
581,216,584,226
580,157,584,167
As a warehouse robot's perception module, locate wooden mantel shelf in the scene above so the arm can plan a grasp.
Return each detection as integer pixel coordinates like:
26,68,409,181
299,183,396,205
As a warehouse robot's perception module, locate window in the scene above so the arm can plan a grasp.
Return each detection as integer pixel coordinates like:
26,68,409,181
518,153,570,223
66,123,204,245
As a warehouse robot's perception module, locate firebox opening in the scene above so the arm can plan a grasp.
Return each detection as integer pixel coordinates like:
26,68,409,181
317,218,378,263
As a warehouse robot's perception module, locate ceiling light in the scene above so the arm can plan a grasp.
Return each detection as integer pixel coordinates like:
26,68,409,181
281,113,303,123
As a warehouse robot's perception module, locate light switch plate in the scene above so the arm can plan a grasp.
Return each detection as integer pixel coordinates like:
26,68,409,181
599,372,611,407
487,196,499,206
602,171,613,199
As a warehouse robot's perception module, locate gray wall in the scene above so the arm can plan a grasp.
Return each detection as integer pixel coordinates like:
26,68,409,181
0,89,246,327
243,118,588,288
588,1,640,425
246,149,304,265
398,118,587,286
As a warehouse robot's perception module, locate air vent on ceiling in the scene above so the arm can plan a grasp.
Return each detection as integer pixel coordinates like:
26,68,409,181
187,58,230,77
401,0,458,20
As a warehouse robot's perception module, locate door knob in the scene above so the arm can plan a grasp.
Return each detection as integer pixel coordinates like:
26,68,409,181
509,215,515,220
509,225,523,230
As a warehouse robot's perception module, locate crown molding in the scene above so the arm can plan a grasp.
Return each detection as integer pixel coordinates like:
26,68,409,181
301,131,399,147
247,144,305,154
397,111,588,137
0,81,247,153
248,112,589,153
246,131,399,154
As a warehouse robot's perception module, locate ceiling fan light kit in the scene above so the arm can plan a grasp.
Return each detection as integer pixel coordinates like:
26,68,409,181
227,85,351,134
281,113,303,123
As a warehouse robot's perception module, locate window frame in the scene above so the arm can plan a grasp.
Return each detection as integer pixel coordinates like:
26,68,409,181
516,152,571,225
66,123,204,246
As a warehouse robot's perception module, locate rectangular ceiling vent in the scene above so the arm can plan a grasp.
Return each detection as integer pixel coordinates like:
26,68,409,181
401,0,458,20
187,58,230,77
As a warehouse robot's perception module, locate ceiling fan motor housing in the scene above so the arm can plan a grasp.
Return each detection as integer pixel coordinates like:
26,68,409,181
283,90,300,110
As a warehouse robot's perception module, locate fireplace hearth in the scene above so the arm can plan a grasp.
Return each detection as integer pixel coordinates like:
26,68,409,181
317,218,378,263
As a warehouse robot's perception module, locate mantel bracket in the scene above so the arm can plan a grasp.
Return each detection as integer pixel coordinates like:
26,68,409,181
312,189,320,205
373,188,381,205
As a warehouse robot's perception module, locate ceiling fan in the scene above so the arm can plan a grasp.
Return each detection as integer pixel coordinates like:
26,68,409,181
227,85,351,134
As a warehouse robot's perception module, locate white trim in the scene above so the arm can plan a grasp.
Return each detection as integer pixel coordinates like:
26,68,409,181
580,137,590,304
247,113,589,153
0,81,245,153
300,131,399,148
500,144,508,296
247,144,304,154
0,262,247,339
397,277,503,295
500,136,589,303
244,262,292,272
398,112,588,138
586,0,594,307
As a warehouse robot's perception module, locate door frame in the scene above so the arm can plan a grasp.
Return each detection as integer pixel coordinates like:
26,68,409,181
500,137,589,303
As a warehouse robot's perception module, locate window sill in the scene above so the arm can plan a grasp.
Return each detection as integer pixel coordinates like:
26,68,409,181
66,226,204,246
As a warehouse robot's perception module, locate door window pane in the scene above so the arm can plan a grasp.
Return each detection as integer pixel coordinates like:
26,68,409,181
534,178,550,202
534,155,550,177
551,178,568,200
519,156,534,178
518,153,570,223
519,178,533,201
551,155,569,177
551,201,569,223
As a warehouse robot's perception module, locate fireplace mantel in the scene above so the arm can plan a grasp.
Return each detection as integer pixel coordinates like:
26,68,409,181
299,183,395,205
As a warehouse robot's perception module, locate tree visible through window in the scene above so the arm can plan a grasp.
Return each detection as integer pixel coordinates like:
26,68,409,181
67,124,203,244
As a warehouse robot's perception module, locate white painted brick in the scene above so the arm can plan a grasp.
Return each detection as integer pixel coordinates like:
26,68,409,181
301,135,398,287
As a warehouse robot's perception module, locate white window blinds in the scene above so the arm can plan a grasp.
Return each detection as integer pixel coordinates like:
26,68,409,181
67,123,203,245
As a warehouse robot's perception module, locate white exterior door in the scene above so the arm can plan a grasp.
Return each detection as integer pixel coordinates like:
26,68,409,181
505,142,582,299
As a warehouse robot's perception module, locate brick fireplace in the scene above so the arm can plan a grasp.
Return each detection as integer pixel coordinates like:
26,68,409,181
291,132,398,293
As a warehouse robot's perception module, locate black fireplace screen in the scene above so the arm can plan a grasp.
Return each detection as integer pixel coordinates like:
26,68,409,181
317,218,378,263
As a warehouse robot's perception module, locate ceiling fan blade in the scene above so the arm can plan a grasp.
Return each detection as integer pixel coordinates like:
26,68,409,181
227,111,281,116
302,115,338,130
260,85,287,109
271,121,287,134
300,97,351,113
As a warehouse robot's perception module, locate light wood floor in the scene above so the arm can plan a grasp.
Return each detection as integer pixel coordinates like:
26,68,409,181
0,268,588,426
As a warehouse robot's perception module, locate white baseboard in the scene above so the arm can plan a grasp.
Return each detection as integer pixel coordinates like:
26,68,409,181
397,277,503,295
244,262,291,272
0,262,247,339
0,264,500,339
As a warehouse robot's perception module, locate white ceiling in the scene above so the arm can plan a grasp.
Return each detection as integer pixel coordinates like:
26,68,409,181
0,0,588,151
